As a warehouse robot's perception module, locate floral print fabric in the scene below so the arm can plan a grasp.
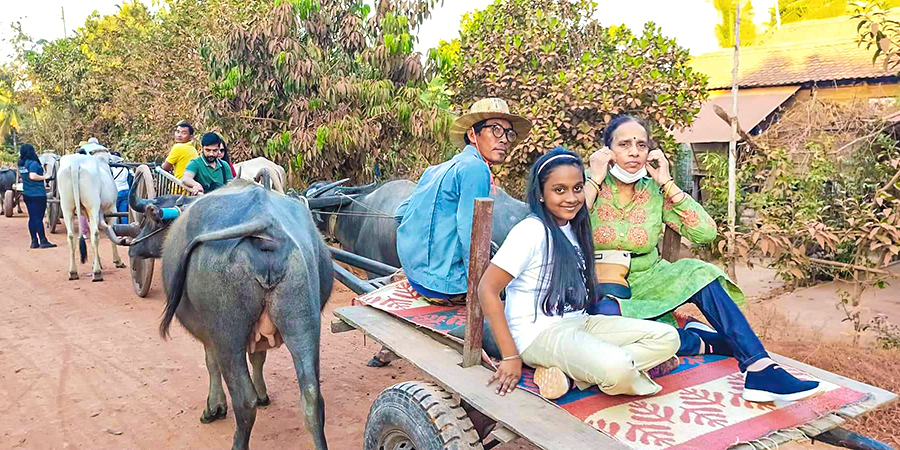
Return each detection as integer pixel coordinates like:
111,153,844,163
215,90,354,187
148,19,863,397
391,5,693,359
590,174,745,324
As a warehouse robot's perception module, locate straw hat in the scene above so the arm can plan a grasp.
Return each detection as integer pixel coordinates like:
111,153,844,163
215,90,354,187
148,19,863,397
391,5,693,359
449,98,532,149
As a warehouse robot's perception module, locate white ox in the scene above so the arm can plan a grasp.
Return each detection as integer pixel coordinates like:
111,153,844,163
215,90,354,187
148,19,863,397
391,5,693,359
234,157,286,194
57,152,127,281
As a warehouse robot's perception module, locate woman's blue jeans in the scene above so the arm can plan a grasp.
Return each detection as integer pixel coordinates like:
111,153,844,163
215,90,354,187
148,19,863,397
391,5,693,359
116,189,129,224
672,281,768,372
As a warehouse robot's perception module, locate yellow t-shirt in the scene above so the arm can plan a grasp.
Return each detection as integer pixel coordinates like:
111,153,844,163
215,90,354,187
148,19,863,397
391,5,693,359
166,142,199,178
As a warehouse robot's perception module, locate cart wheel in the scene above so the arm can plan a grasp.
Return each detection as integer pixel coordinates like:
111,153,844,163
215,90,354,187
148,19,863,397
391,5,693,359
3,190,13,217
47,165,60,232
131,256,154,298
129,165,156,298
364,381,484,450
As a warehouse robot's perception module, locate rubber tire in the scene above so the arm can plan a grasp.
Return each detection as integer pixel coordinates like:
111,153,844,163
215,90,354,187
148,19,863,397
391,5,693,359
364,381,483,450
129,165,156,298
3,190,13,217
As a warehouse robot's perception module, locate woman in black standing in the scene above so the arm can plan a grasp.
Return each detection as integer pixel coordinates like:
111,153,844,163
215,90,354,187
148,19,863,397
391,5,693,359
18,144,56,249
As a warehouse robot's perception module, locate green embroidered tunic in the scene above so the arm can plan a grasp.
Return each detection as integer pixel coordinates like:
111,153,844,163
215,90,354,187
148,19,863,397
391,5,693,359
590,174,745,325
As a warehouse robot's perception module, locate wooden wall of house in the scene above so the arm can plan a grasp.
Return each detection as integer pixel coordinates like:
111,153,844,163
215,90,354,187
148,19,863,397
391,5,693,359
793,81,900,104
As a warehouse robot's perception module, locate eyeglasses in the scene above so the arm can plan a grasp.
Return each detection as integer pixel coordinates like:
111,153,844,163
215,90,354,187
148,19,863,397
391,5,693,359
484,123,518,143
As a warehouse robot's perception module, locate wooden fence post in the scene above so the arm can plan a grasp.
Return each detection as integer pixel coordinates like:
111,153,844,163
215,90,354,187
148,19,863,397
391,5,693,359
462,198,494,368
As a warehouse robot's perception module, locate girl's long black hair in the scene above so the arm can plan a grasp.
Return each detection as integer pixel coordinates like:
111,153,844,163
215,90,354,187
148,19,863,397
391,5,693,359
220,138,232,164
18,143,39,167
527,147,597,317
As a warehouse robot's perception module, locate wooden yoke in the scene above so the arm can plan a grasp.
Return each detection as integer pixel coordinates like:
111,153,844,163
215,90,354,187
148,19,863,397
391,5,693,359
462,198,494,368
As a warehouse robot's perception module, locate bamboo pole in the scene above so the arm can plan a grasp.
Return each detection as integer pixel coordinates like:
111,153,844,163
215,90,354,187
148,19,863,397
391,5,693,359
727,3,740,281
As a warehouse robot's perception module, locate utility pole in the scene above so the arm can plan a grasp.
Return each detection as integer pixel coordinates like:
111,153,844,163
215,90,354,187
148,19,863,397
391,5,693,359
727,2,740,281
775,0,782,29
61,7,67,38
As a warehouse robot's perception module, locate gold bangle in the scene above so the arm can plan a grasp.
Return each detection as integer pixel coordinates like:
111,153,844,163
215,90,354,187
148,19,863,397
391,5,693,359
502,354,521,361
664,181,676,198
586,177,601,192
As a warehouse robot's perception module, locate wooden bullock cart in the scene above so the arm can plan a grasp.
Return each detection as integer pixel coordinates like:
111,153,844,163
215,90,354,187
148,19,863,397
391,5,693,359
329,198,897,450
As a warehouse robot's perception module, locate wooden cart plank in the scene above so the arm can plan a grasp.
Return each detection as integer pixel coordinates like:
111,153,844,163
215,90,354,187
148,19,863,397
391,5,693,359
769,354,897,412
334,305,629,450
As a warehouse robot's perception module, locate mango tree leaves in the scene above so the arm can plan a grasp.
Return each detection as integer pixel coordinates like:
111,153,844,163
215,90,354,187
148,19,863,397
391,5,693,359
204,0,453,185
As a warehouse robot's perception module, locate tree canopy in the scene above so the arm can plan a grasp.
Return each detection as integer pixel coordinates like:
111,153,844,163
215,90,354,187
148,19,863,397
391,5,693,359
433,0,708,192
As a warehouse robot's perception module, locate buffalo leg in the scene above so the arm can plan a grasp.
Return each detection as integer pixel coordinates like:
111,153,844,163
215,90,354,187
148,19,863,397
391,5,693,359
106,214,126,269
281,332,328,450
217,344,258,450
201,344,228,424
248,351,270,406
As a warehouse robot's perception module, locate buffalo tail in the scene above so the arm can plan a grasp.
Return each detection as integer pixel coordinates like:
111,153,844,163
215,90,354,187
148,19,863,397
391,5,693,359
159,219,271,339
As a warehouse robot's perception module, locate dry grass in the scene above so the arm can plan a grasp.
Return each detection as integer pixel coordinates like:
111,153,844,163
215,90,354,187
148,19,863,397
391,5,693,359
745,303,900,446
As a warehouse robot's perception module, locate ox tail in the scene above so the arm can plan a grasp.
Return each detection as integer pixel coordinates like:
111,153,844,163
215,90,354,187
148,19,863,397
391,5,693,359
72,165,87,264
160,219,271,339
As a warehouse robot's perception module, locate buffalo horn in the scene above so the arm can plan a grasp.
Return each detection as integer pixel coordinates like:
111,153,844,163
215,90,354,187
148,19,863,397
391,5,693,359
338,181,378,195
128,171,152,213
255,169,272,191
308,178,350,198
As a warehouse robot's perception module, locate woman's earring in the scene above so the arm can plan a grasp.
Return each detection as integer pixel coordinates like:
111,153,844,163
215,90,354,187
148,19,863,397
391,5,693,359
540,198,544,202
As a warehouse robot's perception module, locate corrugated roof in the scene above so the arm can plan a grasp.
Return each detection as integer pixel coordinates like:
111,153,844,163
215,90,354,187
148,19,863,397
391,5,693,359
691,11,900,90
673,86,800,144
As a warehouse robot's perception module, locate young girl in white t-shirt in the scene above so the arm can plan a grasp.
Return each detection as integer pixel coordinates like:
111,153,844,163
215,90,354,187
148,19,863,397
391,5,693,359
478,148,680,399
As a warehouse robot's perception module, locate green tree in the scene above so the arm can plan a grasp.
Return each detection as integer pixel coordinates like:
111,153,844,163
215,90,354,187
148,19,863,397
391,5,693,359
203,0,454,184
433,0,708,193
0,78,22,148
770,0,900,26
711,0,758,48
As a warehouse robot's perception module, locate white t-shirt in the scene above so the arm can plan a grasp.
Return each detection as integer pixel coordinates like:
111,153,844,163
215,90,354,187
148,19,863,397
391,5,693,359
491,216,586,353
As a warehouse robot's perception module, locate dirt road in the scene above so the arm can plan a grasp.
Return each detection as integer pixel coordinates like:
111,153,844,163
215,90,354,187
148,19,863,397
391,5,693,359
0,216,531,449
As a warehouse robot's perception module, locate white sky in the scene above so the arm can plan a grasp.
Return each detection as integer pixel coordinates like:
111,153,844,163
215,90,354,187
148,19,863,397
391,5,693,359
1,0,779,62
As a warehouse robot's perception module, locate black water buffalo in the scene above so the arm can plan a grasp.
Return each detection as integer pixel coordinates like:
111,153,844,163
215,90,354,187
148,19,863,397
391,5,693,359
303,179,529,271
0,168,20,215
159,179,332,450
303,178,528,366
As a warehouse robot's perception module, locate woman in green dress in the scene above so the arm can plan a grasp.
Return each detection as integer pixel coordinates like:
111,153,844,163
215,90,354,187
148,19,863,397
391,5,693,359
583,115,820,403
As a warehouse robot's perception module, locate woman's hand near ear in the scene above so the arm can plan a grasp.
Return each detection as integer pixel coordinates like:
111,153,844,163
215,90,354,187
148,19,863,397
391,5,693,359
645,149,672,185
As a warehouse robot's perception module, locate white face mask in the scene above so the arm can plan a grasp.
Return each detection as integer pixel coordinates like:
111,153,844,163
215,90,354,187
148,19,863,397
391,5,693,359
609,164,647,184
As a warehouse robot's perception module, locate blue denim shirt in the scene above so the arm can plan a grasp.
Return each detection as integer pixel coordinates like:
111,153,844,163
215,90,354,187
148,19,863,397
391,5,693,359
395,145,492,295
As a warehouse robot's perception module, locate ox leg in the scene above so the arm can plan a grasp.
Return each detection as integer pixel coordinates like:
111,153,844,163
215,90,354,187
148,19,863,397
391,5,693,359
216,344,258,450
201,344,228,424
88,208,103,281
106,214,126,269
248,351,270,406
280,329,328,450
62,208,79,280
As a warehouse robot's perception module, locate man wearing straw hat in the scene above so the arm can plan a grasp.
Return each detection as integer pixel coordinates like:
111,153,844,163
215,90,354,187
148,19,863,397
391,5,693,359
395,97,532,304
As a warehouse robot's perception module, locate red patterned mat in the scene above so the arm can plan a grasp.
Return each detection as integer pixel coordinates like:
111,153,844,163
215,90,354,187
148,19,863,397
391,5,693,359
355,280,868,449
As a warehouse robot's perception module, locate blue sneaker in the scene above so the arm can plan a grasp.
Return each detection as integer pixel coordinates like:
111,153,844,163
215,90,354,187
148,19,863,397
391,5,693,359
742,364,821,402
684,321,734,357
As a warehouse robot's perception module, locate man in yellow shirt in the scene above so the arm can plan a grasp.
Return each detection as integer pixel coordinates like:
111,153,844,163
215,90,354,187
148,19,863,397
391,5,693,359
161,122,199,178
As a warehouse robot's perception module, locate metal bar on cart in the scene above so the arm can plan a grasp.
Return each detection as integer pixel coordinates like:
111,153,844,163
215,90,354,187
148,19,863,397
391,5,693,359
329,247,399,277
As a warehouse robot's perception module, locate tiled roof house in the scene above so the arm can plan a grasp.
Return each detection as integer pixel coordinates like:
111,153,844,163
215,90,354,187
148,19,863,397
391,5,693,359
675,11,900,145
